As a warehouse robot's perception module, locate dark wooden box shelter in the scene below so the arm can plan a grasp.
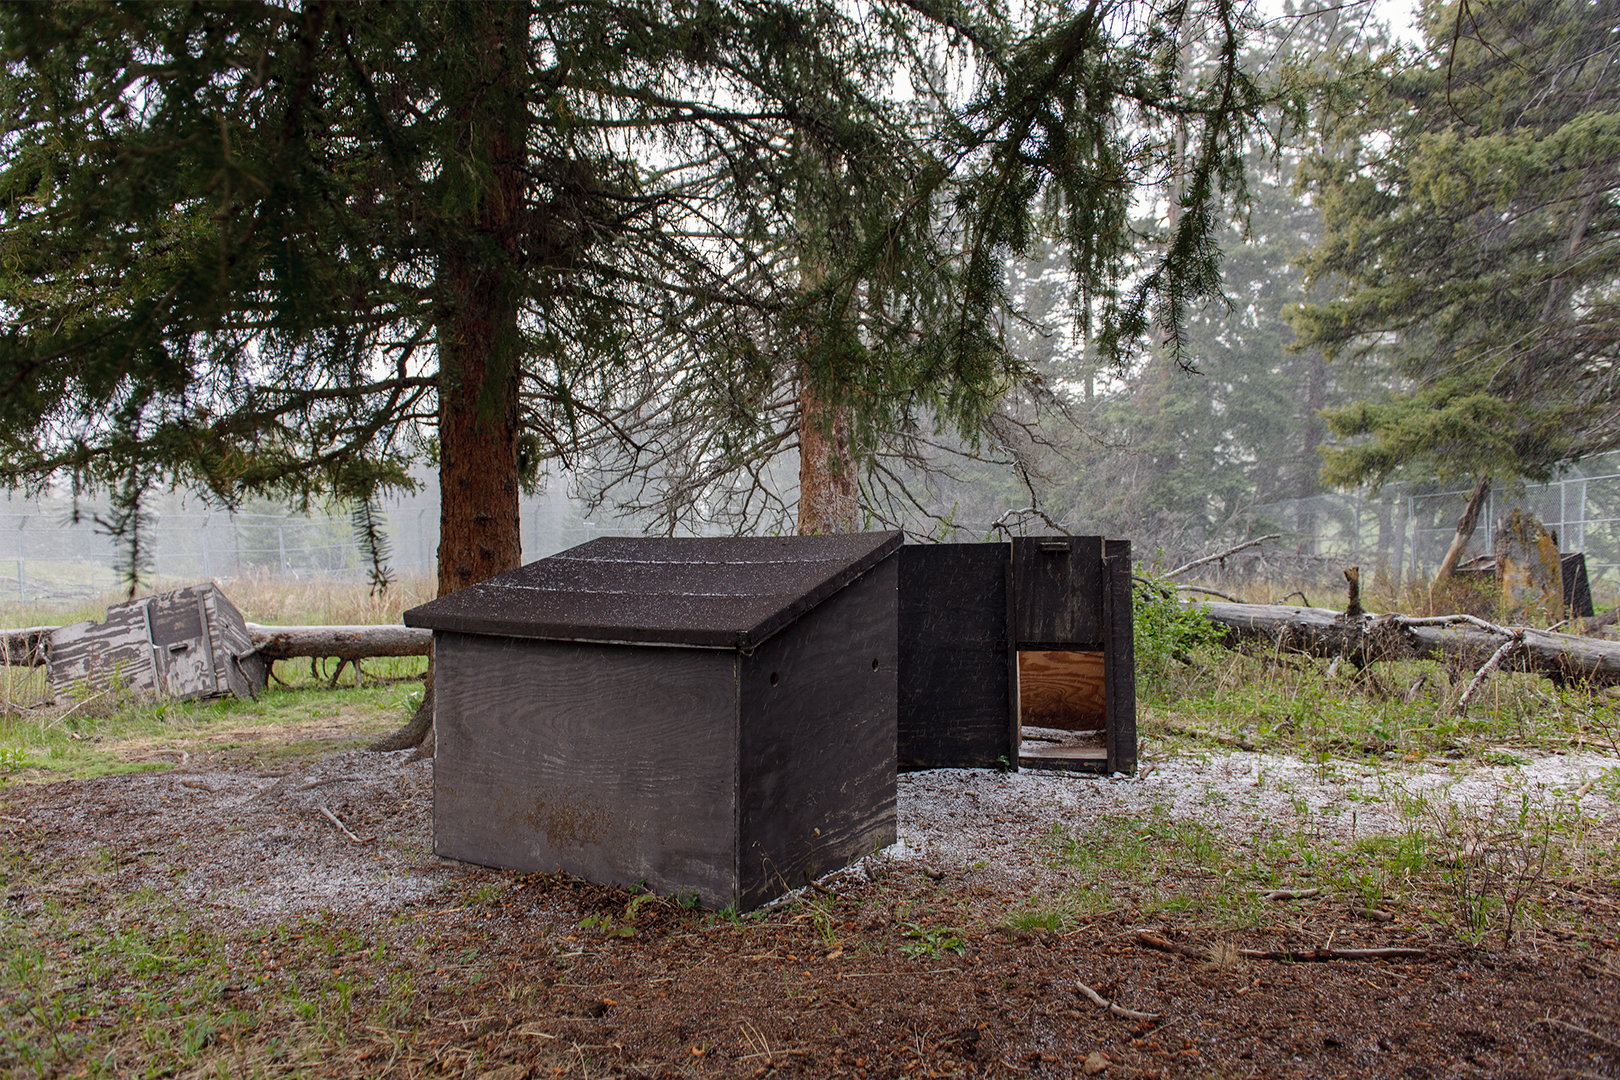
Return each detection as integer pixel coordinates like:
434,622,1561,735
897,536,1135,775
49,583,267,703
404,532,902,911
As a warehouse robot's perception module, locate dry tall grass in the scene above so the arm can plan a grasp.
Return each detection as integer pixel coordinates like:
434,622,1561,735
0,573,437,629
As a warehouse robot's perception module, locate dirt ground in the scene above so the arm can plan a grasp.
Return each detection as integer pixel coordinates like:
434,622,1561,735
2,738,1618,1078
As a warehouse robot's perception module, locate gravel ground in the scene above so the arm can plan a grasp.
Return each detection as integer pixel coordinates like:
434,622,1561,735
7,743,1615,926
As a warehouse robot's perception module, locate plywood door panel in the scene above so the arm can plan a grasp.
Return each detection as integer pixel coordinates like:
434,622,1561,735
148,589,218,700
897,543,1012,770
1012,536,1103,646
1016,650,1105,730
739,557,898,909
433,633,741,909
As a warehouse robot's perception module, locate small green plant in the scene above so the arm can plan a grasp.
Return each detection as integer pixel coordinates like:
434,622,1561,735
1001,902,1071,935
576,912,634,939
1133,568,1223,691
898,922,965,959
0,745,30,772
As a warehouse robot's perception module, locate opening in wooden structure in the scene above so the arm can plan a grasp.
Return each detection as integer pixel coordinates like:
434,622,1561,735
1017,649,1107,768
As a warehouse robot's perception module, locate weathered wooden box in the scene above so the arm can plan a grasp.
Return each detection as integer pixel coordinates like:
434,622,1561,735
897,536,1135,774
49,583,267,703
404,532,901,911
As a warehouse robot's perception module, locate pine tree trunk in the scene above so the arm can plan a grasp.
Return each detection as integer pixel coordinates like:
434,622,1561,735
1434,473,1490,584
434,3,527,599
374,4,528,754
798,372,859,535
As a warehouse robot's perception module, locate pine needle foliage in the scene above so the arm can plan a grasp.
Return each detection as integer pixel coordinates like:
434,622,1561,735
1292,0,1620,490
0,0,1278,568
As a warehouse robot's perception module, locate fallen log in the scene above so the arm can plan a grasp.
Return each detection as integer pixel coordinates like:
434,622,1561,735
1200,601,1620,686
243,623,432,662
0,622,431,668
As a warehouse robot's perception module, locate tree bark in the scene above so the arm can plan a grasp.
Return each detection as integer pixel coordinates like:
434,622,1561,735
1433,473,1490,584
245,623,432,660
434,4,527,599
798,372,859,535
380,4,531,753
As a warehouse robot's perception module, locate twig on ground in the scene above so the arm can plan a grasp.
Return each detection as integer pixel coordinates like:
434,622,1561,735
1530,1016,1620,1050
1075,980,1161,1023
1276,590,1312,607
1456,634,1524,713
319,805,374,844
1132,932,1209,960
1239,946,1428,962
1132,930,1425,963
1352,908,1395,923
1165,535,1283,579
806,879,839,899
45,688,111,730
1263,888,1320,902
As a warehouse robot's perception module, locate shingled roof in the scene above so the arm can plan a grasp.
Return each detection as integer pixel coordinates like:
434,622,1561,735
403,531,903,650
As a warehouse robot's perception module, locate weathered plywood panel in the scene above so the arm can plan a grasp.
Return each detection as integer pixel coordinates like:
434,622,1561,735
206,589,267,699
1012,536,1103,647
433,633,741,909
48,605,155,699
1562,552,1595,619
738,557,897,908
1016,650,1104,730
897,544,1012,770
148,589,218,700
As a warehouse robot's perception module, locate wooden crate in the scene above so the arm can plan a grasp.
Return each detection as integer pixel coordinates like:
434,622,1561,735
897,537,1135,774
405,532,901,911
48,583,266,703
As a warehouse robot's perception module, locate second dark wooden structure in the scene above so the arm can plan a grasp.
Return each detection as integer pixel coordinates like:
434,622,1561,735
897,536,1135,775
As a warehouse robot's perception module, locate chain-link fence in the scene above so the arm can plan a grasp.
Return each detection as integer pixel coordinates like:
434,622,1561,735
1207,453,1620,601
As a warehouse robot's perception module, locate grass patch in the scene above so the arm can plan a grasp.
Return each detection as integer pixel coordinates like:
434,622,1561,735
0,655,425,786
1140,643,1618,764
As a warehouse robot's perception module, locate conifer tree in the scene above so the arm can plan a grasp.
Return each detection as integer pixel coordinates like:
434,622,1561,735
1292,0,1620,497
0,0,1271,572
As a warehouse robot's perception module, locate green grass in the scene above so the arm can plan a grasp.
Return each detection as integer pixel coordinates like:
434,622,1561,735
1139,644,1620,764
0,655,426,786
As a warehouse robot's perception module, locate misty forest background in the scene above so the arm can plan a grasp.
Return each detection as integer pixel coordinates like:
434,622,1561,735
3,0,1618,608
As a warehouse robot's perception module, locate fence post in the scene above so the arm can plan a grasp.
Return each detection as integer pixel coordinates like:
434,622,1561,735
278,525,287,575
201,515,212,580
15,517,24,600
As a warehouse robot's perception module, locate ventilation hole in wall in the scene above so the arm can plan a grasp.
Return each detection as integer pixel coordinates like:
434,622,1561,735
769,672,779,686
872,658,880,670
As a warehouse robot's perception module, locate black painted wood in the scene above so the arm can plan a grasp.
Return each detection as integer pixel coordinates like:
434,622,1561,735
1562,552,1595,618
405,532,902,648
738,557,897,908
1012,536,1103,646
896,544,1013,771
433,632,742,908
1102,540,1138,774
